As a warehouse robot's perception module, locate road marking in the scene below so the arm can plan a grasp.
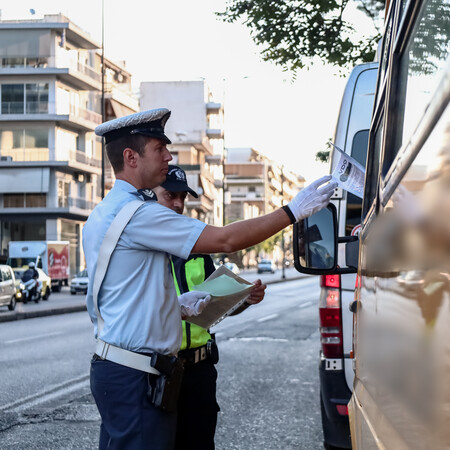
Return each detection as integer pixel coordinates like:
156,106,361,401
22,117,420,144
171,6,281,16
257,313,278,323
229,337,289,343
0,373,90,413
4,331,64,344
299,301,313,309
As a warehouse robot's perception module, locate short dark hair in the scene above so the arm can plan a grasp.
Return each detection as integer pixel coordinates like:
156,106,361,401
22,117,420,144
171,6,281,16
105,134,149,173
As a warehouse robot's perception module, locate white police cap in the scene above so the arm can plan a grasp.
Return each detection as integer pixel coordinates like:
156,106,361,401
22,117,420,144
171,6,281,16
95,108,171,144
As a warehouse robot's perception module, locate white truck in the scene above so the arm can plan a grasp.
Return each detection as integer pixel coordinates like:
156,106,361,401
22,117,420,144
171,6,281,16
7,241,70,292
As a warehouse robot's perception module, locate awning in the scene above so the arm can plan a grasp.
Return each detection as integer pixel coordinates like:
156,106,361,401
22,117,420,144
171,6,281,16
109,99,134,119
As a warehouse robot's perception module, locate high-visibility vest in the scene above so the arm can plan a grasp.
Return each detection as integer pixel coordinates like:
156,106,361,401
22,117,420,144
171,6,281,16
171,254,215,350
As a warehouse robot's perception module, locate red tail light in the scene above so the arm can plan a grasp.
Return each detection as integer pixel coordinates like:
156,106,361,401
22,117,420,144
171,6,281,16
319,274,343,358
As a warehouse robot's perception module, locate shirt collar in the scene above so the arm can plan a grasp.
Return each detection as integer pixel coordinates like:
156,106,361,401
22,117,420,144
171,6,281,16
114,179,139,193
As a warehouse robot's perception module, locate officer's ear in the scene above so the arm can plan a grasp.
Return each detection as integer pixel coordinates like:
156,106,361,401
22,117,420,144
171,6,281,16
123,147,138,168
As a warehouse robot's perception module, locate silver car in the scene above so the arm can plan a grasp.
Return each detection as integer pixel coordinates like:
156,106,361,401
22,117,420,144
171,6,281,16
0,264,16,311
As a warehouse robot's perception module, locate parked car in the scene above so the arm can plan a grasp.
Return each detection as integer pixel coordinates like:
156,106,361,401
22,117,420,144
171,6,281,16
70,269,88,295
0,264,17,311
13,267,51,301
257,259,276,274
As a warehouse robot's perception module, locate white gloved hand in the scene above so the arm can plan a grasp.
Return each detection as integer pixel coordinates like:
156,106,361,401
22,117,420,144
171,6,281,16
287,175,338,222
178,290,212,317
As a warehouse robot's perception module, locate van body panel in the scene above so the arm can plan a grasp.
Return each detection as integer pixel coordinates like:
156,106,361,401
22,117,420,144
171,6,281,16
351,0,450,447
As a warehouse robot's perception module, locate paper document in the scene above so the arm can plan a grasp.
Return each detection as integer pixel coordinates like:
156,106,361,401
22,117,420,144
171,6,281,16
186,265,254,329
330,143,365,198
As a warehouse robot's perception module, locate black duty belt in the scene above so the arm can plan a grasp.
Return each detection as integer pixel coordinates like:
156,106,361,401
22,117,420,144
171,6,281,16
178,340,219,366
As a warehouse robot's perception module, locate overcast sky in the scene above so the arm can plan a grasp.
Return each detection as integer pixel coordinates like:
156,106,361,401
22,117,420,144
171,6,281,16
2,0,377,182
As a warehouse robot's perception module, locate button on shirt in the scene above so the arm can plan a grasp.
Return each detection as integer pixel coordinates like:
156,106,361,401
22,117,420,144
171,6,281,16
83,180,206,355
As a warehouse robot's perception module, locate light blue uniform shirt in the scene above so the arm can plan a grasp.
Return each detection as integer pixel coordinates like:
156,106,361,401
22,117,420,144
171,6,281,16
83,180,206,355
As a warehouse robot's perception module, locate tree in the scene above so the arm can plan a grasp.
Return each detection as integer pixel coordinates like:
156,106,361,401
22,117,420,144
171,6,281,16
217,0,386,71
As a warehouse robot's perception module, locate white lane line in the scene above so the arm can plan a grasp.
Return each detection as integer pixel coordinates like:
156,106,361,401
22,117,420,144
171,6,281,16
257,313,279,323
299,301,313,309
0,373,90,413
4,331,64,344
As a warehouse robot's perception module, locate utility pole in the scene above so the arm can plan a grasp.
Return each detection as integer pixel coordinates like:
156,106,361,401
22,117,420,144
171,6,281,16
100,0,105,199
222,78,226,227
281,165,286,279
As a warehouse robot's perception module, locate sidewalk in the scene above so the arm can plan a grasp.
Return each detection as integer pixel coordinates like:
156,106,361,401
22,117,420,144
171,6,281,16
0,268,306,323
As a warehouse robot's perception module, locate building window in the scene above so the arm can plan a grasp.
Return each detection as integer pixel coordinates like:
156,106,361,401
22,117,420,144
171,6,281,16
4,193,46,208
58,180,70,207
0,128,49,161
1,84,24,114
1,83,48,114
26,83,49,113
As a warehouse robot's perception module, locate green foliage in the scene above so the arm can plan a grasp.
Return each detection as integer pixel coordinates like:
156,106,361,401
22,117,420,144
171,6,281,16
315,151,330,163
217,0,386,70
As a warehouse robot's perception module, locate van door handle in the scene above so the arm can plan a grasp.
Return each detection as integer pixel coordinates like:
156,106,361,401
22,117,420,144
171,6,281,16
349,300,360,313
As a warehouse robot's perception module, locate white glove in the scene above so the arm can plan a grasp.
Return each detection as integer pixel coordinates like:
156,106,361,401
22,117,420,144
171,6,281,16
287,175,338,222
178,290,212,317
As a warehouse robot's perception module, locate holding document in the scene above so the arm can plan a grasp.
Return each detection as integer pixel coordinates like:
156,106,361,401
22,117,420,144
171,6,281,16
330,143,366,198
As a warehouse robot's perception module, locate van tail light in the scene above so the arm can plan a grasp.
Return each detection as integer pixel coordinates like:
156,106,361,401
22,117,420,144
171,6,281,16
336,404,349,416
319,275,343,359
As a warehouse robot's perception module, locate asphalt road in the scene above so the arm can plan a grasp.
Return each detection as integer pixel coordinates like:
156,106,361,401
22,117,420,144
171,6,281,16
0,275,324,449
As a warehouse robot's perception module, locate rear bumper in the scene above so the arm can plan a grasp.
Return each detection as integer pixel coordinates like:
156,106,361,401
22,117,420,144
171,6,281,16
319,358,352,448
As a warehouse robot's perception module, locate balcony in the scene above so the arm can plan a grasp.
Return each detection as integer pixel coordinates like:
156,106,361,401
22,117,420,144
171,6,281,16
206,128,224,139
0,101,102,130
0,148,101,175
206,102,223,114
0,55,102,91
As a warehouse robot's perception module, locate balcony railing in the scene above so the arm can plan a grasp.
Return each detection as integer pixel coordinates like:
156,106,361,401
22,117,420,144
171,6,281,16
69,149,101,168
0,148,49,161
0,55,101,84
0,148,101,168
1,101,49,114
67,196,97,210
0,101,101,124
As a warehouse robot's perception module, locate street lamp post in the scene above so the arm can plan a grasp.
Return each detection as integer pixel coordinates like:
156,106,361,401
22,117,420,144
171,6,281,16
281,165,286,279
100,0,105,199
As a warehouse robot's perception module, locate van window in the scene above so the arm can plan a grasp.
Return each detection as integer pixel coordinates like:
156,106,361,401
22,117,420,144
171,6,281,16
363,120,384,218
345,130,369,234
383,0,450,176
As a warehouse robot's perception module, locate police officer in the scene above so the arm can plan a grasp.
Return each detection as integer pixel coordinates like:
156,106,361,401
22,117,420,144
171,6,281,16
154,165,267,450
83,107,337,449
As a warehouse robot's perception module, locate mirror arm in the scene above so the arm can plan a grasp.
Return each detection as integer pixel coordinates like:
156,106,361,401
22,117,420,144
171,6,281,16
338,236,359,243
335,267,357,274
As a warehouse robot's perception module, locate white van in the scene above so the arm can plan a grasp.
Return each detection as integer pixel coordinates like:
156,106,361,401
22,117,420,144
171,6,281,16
298,61,378,449
295,0,450,447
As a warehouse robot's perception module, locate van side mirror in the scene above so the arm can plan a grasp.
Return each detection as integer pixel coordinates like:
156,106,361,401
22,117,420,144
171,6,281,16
293,203,358,275
293,204,338,275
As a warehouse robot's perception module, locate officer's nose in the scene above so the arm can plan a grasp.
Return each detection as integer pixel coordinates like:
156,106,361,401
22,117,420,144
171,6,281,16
164,148,172,162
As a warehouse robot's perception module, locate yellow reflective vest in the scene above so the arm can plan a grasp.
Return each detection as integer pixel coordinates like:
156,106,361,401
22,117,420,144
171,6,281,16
171,255,215,350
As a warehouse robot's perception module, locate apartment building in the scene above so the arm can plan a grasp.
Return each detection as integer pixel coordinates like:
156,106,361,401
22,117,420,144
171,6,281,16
0,14,138,274
140,80,224,225
225,147,305,266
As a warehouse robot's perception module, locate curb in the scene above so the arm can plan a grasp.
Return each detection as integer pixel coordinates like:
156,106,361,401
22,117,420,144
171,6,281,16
0,304,87,323
0,275,306,324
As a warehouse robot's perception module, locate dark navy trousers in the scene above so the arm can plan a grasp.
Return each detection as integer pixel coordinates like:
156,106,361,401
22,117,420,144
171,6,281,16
174,361,220,450
90,356,177,450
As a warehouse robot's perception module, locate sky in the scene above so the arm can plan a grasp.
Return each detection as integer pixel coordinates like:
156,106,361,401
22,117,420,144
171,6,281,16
1,0,377,183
